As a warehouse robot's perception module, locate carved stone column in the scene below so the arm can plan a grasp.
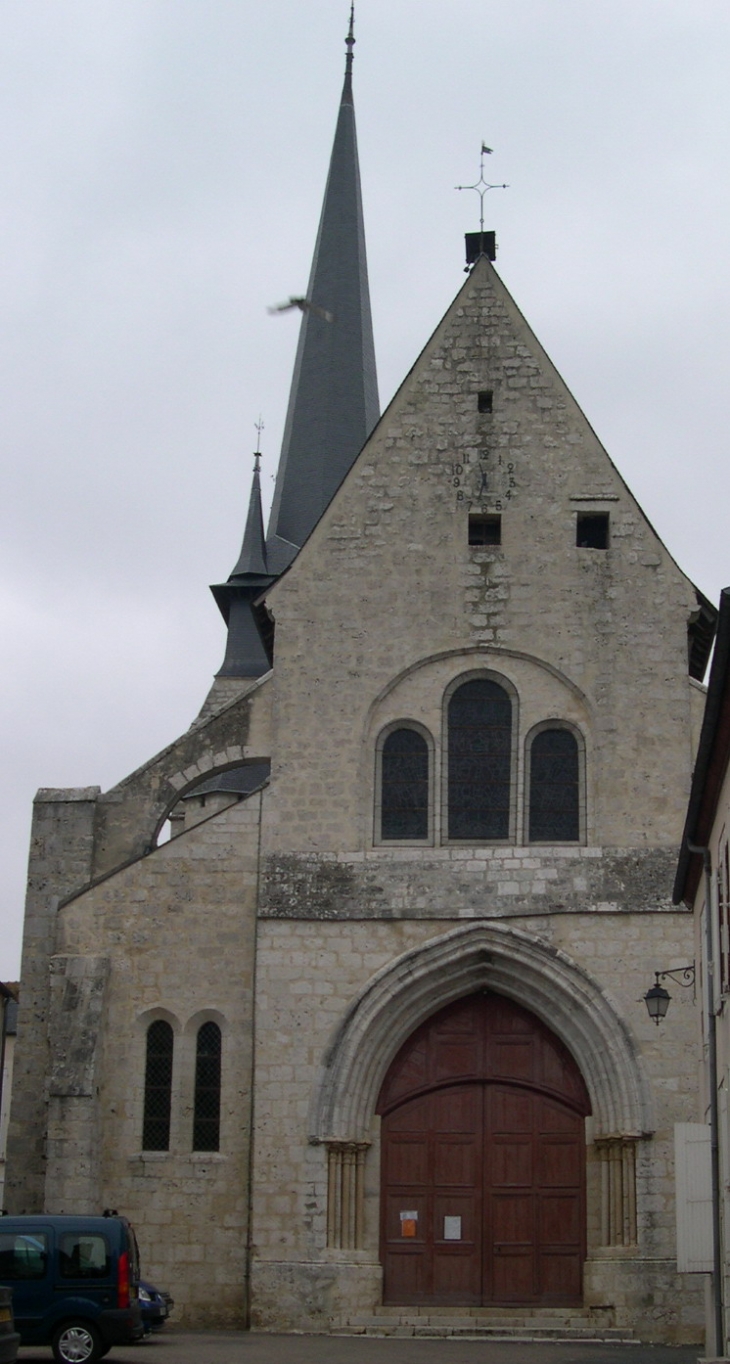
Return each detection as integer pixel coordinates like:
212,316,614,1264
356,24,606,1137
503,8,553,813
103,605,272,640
596,1136,638,1246
325,1141,369,1249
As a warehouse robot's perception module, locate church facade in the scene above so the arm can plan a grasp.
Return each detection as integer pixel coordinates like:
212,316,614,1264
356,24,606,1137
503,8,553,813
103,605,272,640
7,20,713,1346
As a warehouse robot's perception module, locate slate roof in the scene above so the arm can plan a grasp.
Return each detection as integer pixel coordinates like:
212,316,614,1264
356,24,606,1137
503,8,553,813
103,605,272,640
210,455,274,678
265,10,379,574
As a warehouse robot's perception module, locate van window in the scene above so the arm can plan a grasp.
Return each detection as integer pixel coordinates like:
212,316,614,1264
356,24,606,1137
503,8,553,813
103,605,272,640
59,1234,110,1279
0,1232,48,1279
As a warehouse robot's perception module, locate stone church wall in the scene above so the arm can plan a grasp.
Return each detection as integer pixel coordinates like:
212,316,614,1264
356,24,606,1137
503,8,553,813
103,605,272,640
14,795,262,1326
241,258,706,1340
6,787,100,1212
249,910,701,1341
262,263,698,863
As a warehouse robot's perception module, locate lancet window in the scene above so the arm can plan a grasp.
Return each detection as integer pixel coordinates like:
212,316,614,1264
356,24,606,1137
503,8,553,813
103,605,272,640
447,677,513,840
193,1021,222,1152
379,726,430,841
374,682,584,847
142,1019,174,1151
527,725,581,842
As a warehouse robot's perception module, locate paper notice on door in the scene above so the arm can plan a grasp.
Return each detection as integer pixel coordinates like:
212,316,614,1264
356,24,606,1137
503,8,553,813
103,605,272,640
443,1216,462,1240
400,1211,418,1237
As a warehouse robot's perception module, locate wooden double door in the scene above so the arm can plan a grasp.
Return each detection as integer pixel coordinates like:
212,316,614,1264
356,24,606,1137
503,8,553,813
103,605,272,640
377,993,591,1307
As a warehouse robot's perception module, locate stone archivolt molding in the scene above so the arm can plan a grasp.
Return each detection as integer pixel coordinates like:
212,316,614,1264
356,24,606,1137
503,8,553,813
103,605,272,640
310,922,653,1144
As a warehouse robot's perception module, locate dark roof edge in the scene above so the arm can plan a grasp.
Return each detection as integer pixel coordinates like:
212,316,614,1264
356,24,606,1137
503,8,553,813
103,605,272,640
674,586,730,905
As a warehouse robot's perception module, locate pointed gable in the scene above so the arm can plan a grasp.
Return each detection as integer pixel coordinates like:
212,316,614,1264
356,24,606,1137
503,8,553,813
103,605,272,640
270,253,711,675
264,254,711,852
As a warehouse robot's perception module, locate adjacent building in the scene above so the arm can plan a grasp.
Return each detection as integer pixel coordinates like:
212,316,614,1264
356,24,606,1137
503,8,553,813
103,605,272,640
675,586,730,1358
0,984,19,1208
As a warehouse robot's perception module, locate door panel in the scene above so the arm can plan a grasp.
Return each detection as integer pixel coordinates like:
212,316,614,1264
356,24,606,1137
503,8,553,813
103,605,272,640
386,1136,429,1185
433,1136,478,1186
379,993,589,1307
491,1135,533,1186
491,1087,533,1132
539,1135,580,1186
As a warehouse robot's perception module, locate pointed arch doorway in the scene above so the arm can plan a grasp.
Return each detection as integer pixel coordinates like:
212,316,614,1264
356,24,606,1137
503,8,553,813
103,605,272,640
377,991,591,1307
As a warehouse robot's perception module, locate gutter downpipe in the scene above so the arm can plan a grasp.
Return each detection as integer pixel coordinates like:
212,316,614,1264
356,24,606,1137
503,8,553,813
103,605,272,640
0,987,8,1154
688,840,724,1357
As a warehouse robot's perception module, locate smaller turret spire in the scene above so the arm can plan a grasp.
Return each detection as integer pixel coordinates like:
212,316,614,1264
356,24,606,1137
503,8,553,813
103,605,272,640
229,438,267,579
210,434,274,680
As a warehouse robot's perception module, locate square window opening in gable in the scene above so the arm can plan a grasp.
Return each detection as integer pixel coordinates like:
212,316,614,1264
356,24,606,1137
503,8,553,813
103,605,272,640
576,512,609,549
469,514,501,547
477,389,493,413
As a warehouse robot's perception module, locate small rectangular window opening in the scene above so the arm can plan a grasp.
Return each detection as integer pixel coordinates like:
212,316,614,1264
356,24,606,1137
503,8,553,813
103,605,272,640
477,389,493,413
576,512,609,549
469,514,501,546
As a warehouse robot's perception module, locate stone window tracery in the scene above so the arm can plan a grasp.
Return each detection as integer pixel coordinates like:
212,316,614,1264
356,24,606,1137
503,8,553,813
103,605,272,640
373,681,585,848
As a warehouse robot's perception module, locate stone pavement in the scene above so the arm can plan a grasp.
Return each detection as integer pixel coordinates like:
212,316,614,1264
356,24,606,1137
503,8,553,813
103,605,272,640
18,1329,705,1364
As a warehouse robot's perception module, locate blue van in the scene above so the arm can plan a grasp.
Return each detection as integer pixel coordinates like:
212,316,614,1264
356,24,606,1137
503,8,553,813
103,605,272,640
0,1214,143,1363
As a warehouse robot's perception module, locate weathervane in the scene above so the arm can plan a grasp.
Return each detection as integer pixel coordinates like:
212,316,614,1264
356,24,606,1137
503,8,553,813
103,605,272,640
456,143,509,234
254,416,264,472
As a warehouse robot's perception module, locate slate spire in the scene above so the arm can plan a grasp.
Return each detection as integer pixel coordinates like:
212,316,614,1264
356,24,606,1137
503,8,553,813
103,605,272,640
266,6,379,573
210,450,273,679
230,451,267,579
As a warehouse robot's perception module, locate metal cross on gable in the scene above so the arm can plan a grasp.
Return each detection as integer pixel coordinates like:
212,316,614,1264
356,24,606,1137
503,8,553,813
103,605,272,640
456,143,509,233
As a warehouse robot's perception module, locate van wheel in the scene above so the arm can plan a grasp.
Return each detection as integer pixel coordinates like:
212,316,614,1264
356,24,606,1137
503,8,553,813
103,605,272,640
52,1321,103,1364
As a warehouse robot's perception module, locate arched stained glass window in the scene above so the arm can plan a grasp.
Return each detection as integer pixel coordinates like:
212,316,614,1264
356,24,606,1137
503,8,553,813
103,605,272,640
142,1020,173,1151
529,727,580,842
380,728,429,841
193,1022,222,1152
447,678,512,840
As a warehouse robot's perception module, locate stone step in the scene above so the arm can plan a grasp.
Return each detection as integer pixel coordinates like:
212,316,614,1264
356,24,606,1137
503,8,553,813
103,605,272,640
341,1309,633,1341
351,1306,616,1321
341,1323,635,1341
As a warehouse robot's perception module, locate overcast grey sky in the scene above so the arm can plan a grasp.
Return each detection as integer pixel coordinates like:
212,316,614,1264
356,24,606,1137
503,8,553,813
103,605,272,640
2,1,729,978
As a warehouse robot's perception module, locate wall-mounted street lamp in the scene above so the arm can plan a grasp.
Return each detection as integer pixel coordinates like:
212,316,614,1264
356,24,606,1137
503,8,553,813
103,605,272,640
643,963,695,1024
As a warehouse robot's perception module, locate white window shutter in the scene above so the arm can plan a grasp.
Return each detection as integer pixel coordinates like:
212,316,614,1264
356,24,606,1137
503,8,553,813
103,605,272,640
675,1122,713,1272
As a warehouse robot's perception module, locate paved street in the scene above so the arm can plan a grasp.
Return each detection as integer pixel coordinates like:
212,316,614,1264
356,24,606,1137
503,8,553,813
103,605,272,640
18,1330,705,1364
